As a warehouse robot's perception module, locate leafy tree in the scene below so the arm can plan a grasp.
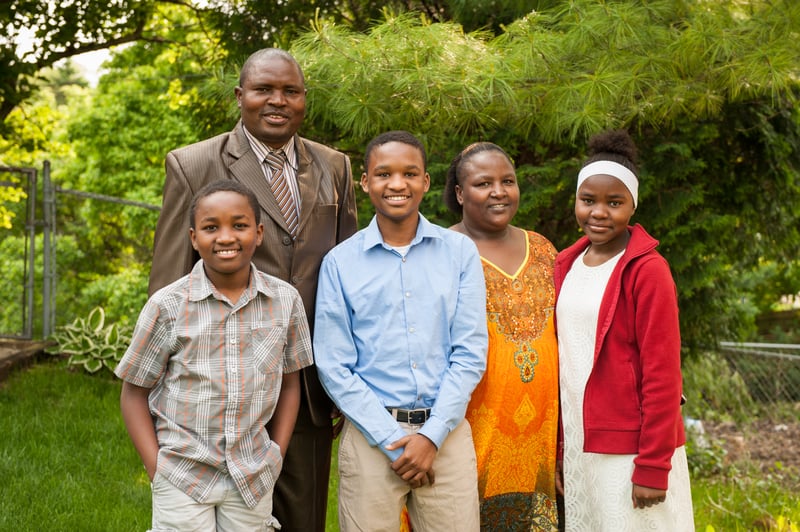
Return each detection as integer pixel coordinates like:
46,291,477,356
1,0,545,124
49,6,230,327
290,0,800,349
0,1,158,124
0,78,80,334
5,0,800,351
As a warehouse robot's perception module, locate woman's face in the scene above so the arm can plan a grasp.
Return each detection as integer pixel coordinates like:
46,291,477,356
456,150,519,232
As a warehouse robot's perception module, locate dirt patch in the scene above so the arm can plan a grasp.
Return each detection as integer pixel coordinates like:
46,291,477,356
703,418,800,490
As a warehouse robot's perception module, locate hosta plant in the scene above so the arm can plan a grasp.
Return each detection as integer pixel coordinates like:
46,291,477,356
46,307,132,374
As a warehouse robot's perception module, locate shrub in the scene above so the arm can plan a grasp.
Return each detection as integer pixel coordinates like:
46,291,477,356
682,350,758,424
46,307,131,375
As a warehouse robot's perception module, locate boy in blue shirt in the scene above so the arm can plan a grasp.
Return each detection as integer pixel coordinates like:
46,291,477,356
116,180,312,531
314,131,488,531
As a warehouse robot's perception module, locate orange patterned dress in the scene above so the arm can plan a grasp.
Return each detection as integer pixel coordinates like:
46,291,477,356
466,230,560,531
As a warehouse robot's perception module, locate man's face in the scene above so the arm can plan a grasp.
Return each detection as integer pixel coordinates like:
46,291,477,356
235,56,306,149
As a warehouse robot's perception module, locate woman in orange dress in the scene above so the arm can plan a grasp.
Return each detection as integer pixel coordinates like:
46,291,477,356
445,142,560,531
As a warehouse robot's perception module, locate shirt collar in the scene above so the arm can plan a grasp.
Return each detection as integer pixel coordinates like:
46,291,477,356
240,123,297,169
188,260,273,303
362,213,442,251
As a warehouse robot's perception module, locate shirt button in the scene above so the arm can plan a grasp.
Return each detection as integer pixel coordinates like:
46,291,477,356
405,291,411,298
409,327,415,333
412,362,417,369
402,257,406,263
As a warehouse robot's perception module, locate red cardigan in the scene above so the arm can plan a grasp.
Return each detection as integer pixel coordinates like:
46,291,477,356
554,224,686,490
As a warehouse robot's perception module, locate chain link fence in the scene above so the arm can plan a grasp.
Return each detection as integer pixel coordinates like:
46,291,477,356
0,166,38,339
1,161,158,339
684,343,800,424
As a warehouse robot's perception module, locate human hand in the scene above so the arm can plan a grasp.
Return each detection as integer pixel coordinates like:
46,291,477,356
631,483,666,509
555,460,564,496
404,471,435,489
143,458,157,482
387,434,437,488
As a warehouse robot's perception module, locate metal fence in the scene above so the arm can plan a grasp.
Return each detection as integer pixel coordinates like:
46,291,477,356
0,164,45,339
685,342,800,423
720,342,800,403
1,161,158,339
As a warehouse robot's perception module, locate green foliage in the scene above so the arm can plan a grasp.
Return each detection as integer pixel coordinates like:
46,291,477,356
685,435,728,479
295,12,510,153
46,307,132,375
293,2,800,350
0,79,77,167
0,0,160,124
0,233,28,335
682,351,758,424
0,176,25,230
740,262,800,315
79,268,150,329
4,0,800,351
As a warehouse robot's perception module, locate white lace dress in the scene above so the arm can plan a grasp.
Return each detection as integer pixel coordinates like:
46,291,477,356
556,250,695,532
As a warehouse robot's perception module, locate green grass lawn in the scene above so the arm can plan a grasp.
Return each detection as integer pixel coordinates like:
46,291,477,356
0,359,797,531
0,361,150,531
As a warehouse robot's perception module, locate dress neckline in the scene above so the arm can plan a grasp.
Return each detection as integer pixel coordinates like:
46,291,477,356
480,231,530,280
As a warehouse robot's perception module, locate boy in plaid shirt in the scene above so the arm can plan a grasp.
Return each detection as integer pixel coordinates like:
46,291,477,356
116,180,312,531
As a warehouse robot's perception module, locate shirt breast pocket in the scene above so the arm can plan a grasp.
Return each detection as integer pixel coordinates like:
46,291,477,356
251,325,287,376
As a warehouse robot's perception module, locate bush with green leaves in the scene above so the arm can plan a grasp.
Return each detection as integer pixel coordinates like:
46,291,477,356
46,307,131,375
685,434,728,479
682,351,758,424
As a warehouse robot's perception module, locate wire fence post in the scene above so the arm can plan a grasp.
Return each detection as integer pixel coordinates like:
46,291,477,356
42,160,55,337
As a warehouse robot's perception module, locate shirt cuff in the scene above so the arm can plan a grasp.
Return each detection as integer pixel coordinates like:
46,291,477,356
418,416,449,450
378,427,410,462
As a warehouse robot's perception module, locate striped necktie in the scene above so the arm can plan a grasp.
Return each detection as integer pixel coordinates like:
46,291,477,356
264,149,298,238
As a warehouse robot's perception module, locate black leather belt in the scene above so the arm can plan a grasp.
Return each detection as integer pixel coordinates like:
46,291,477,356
387,408,431,425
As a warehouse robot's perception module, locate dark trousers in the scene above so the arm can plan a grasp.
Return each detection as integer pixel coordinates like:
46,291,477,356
272,395,333,532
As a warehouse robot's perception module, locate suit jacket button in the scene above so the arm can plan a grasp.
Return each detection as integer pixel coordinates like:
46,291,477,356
282,236,292,245
291,276,300,285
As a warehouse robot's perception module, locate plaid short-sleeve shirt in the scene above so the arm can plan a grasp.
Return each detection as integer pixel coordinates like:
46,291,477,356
115,260,312,508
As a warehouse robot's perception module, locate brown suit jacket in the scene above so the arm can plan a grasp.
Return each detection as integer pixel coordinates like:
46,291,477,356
148,121,358,425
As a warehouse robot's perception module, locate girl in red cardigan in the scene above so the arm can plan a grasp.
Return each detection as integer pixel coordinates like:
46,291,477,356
554,130,694,531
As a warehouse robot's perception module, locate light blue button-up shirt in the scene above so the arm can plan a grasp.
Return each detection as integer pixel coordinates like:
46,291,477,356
314,214,488,461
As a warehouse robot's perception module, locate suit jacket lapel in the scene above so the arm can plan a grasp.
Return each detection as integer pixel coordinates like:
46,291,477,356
295,135,322,235
226,121,289,232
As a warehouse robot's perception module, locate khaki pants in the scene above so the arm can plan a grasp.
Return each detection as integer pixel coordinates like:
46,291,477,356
150,472,279,532
337,419,479,532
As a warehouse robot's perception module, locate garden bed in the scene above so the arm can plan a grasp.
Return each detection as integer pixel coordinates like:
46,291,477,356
704,418,800,490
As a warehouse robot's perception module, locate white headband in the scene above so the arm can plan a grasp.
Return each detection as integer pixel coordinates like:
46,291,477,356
577,160,639,208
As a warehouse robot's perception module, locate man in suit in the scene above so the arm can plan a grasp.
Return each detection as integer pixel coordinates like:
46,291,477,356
148,48,358,532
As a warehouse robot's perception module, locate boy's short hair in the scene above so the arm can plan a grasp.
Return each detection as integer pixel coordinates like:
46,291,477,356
189,180,262,229
364,130,427,171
